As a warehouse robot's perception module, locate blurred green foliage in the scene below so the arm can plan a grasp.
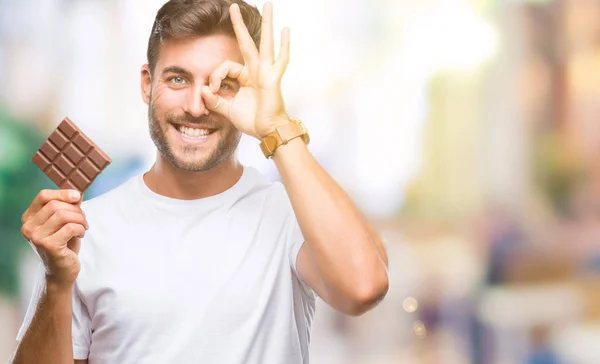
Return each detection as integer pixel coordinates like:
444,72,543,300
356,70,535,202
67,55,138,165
0,107,51,299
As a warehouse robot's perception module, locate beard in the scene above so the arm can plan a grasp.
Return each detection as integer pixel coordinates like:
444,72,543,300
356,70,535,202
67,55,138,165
148,103,241,172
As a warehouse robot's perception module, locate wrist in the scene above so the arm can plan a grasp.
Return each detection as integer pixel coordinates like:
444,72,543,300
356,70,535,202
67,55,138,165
259,118,309,158
45,276,74,295
257,115,291,139
271,136,307,161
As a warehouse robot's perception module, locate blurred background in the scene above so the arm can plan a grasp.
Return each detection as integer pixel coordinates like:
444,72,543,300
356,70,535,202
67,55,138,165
2,0,600,362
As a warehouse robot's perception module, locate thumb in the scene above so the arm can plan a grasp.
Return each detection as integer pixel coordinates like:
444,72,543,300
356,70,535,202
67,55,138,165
201,85,230,116
75,193,84,206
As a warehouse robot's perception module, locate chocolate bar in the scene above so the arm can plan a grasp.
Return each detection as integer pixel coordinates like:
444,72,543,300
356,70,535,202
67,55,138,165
32,117,111,192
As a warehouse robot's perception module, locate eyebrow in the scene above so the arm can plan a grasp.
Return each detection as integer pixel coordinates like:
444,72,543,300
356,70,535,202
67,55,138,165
161,66,194,79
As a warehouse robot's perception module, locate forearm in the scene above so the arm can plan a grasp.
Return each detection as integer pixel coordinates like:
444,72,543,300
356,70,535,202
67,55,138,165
273,138,388,297
13,281,74,364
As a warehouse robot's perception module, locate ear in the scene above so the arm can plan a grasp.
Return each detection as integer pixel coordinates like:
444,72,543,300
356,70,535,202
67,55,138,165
141,64,152,105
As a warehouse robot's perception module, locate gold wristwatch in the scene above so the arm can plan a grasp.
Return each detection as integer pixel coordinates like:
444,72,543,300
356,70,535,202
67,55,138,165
259,119,310,158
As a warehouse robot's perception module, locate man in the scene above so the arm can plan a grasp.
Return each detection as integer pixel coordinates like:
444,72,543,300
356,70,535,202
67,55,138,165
13,0,389,363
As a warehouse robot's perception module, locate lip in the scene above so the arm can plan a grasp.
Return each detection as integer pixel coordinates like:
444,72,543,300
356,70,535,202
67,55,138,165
171,122,216,131
171,123,216,145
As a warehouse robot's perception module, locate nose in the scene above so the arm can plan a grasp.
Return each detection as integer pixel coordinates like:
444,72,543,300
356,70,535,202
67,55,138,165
182,84,208,118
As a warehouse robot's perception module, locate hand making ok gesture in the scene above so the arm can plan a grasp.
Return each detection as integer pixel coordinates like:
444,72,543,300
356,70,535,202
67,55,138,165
201,2,291,139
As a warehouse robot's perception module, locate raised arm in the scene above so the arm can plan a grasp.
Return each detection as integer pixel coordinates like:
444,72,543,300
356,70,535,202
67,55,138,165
202,2,389,315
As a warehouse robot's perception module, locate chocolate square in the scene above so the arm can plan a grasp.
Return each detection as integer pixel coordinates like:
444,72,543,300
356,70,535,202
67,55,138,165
32,117,112,192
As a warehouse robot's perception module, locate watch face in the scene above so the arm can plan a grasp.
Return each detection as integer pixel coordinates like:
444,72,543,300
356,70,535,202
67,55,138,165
265,135,279,151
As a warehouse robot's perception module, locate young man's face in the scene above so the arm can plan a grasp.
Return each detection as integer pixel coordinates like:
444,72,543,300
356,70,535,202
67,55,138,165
141,34,244,172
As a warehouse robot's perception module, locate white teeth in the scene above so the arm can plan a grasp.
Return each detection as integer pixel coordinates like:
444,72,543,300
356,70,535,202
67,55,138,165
177,125,211,139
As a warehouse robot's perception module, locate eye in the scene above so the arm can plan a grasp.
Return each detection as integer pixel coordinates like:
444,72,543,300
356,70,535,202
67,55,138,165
219,83,232,90
169,76,186,85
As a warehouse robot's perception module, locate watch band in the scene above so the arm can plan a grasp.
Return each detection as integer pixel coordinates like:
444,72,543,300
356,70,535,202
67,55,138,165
259,119,310,158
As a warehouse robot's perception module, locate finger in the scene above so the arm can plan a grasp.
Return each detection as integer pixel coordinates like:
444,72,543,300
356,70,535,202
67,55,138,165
31,200,87,232
259,2,274,63
209,60,245,92
230,3,259,64
201,85,231,116
76,193,85,207
274,27,290,76
33,210,88,244
23,189,81,223
67,236,82,255
44,223,86,257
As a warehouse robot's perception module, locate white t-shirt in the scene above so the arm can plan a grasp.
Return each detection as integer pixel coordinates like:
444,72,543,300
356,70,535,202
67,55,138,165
16,166,317,364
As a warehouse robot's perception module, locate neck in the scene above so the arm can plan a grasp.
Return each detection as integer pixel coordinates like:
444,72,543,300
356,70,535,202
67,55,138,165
143,152,243,200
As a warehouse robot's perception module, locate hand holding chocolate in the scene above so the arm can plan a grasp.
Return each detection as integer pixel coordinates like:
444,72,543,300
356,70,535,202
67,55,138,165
21,117,110,287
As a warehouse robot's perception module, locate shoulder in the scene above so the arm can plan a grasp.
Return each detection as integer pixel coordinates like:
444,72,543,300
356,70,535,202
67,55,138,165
240,167,292,211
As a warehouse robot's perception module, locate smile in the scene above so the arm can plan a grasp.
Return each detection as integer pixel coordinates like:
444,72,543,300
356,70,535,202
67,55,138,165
172,124,216,141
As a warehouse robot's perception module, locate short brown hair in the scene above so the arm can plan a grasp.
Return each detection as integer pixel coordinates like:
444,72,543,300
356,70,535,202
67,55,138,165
147,0,261,74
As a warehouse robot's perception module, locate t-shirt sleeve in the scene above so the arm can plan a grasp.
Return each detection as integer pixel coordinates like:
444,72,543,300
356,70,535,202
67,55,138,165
15,262,45,343
72,281,92,359
15,262,92,360
286,211,318,300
